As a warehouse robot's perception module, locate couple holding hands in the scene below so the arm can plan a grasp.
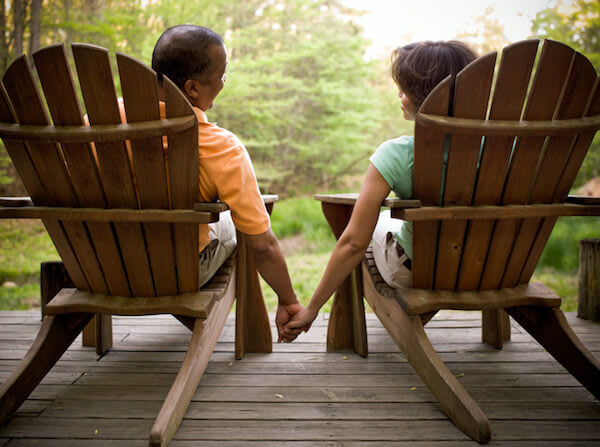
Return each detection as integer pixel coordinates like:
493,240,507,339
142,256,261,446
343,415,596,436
152,25,476,342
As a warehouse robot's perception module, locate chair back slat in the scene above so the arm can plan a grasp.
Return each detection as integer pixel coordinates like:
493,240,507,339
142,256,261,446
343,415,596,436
499,41,577,287
481,40,574,289
0,43,202,297
458,40,539,290
2,54,108,293
164,78,199,293
554,82,600,201
518,58,600,284
412,39,599,292
117,53,178,296
72,44,155,296
33,45,130,296
434,53,496,290
0,83,89,290
412,80,451,288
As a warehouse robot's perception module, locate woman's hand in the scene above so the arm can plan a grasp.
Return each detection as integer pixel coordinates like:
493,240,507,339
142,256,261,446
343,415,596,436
275,302,305,343
283,305,318,338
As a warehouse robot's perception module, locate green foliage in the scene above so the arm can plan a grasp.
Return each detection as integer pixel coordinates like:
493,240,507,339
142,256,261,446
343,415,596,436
270,198,335,244
0,284,41,310
0,220,59,284
263,198,337,309
261,251,333,311
530,0,600,70
532,268,578,312
530,0,600,187
206,0,385,194
0,0,408,196
537,217,598,271
0,143,12,186
456,5,510,55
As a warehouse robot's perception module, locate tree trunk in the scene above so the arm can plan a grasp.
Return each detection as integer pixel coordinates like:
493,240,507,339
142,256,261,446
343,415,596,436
578,239,600,322
29,0,42,55
85,0,101,16
12,0,25,56
64,0,72,46
0,0,7,73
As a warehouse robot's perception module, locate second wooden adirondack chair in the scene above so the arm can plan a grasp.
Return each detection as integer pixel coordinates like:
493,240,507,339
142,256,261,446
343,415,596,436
318,39,600,443
0,44,273,446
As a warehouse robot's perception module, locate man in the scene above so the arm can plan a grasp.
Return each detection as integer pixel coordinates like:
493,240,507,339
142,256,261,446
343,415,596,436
152,24,302,341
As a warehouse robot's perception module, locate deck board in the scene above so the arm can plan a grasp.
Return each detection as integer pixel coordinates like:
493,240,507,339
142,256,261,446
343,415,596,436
0,310,599,446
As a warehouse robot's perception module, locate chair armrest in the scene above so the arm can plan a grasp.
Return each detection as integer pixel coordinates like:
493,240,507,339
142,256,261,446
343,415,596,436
0,196,33,207
315,193,422,209
566,195,600,205
261,194,279,205
193,202,229,213
192,195,278,212
315,193,359,205
0,206,221,223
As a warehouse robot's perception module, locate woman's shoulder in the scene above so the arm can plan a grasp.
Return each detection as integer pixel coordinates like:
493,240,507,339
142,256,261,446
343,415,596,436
380,135,414,149
373,135,414,160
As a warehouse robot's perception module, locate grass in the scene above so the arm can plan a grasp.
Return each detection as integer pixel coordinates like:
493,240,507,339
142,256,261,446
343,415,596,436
0,219,59,310
0,200,595,314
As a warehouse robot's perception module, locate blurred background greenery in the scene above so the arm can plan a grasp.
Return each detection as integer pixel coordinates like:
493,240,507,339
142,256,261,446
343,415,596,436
0,0,598,312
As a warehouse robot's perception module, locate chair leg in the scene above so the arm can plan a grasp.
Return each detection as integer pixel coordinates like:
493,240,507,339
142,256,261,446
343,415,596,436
149,275,235,447
507,306,600,399
362,266,491,443
81,314,113,355
41,261,112,355
327,267,368,356
482,309,511,349
0,313,93,425
235,232,272,359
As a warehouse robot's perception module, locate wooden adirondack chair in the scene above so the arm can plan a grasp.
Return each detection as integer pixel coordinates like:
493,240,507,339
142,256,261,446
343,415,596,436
0,43,272,446
318,39,600,443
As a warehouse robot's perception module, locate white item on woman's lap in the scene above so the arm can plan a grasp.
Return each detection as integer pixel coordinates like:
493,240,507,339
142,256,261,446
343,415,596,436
372,209,411,289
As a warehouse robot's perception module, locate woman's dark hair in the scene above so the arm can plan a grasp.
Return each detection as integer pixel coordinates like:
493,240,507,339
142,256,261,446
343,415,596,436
391,41,477,109
152,24,224,89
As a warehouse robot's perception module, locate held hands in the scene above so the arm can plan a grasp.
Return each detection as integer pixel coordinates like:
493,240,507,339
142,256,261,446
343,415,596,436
282,305,318,341
275,302,306,343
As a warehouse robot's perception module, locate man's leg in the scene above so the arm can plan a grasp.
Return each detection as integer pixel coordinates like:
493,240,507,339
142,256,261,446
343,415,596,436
198,211,237,288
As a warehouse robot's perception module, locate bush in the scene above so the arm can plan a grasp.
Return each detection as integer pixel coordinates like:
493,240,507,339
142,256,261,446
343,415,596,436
270,197,335,248
538,217,598,272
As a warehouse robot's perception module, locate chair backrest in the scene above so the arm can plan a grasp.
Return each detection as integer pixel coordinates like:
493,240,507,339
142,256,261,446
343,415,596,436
0,44,200,297
412,39,600,291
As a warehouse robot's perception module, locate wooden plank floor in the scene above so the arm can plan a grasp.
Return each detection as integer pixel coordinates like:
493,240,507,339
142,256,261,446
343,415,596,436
0,309,599,446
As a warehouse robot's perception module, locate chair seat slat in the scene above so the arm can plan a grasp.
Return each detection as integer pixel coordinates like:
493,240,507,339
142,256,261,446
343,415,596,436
46,287,215,319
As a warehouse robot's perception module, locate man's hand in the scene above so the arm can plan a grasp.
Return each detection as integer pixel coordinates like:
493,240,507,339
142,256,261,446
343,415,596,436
275,302,305,343
283,305,318,339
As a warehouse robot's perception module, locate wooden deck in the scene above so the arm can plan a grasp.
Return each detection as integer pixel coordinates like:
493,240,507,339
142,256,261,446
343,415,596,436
0,309,599,446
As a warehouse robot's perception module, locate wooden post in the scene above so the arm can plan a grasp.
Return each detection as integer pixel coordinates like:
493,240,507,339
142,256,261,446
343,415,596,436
578,239,600,321
40,261,73,318
321,202,368,357
40,261,112,354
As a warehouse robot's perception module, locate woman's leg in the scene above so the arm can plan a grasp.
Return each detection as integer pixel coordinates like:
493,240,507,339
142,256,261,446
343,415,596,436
372,210,411,288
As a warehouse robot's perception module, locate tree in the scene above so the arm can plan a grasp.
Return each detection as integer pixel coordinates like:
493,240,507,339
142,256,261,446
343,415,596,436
456,6,510,56
202,0,383,194
530,0,600,187
0,0,396,196
29,0,42,55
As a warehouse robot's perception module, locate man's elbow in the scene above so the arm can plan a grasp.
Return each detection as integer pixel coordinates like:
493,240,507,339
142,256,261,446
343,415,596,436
244,229,278,257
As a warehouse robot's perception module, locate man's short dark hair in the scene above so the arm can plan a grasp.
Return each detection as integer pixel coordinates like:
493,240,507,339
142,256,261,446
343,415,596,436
391,41,477,109
152,24,224,89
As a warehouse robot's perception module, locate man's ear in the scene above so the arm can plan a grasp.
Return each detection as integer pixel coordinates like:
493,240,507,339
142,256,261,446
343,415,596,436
183,79,199,100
